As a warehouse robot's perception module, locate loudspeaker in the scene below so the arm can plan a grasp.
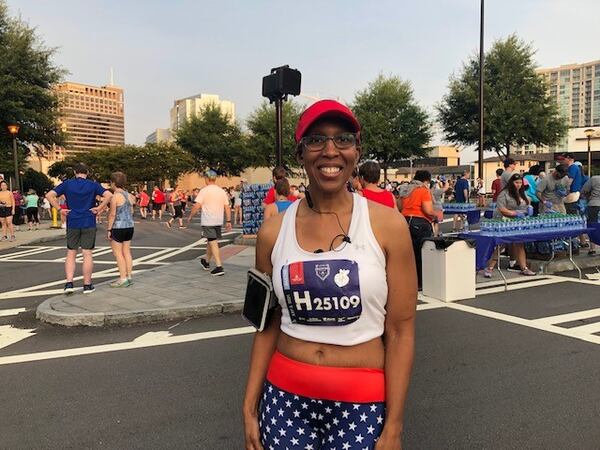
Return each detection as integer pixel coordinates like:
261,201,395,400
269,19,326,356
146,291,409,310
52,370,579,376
262,66,301,100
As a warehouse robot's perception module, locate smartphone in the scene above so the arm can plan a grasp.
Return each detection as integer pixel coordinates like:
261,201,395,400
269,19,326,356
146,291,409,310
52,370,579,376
242,269,277,331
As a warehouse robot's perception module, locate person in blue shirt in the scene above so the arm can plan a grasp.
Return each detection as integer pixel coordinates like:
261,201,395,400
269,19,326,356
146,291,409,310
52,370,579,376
46,163,112,294
452,169,471,231
523,164,541,216
562,153,583,215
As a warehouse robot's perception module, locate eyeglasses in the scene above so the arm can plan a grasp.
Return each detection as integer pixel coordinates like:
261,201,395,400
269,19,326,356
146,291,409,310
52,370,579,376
301,133,358,152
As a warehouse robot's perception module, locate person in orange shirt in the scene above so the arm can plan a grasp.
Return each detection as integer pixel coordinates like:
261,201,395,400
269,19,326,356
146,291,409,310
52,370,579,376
397,170,435,289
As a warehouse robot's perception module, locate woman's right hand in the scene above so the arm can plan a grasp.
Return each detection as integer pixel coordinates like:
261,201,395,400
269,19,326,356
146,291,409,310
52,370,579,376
243,411,263,450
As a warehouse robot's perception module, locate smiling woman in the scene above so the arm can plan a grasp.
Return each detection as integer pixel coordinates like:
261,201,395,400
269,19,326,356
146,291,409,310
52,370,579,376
243,100,418,449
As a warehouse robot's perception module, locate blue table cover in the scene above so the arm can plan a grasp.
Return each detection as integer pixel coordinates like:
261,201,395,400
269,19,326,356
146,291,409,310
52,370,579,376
590,222,600,245
443,207,481,225
484,209,494,219
459,228,594,270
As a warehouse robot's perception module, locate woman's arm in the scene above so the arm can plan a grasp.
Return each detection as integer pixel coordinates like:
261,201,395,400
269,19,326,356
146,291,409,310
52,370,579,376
371,206,417,448
107,195,118,237
243,214,283,450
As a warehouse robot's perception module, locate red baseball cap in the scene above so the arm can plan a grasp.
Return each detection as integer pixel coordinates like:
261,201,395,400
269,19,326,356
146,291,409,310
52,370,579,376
295,99,361,143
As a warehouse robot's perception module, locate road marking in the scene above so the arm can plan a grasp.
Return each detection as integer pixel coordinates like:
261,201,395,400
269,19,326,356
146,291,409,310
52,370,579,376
0,326,255,366
145,238,207,263
476,277,565,296
0,259,168,265
0,308,27,317
0,325,36,350
0,246,56,260
568,321,600,335
532,308,600,325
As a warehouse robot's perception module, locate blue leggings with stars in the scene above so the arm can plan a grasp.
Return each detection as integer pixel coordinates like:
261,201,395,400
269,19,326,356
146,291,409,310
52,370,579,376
259,381,385,450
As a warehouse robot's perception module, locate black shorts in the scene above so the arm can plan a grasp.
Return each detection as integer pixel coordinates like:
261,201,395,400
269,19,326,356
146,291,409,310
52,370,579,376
202,225,222,241
111,227,134,243
173,205,183,218
66,227,97,250
587,205,599,224
565,201,579,215
152,203,163,211
0,206,12,218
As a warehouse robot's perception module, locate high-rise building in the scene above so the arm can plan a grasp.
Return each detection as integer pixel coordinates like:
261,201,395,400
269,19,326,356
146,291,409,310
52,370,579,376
145,128,172,144
55,82,125,154
169,93,235,132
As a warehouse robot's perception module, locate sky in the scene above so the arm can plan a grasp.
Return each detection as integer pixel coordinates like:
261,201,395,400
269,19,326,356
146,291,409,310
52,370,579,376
9,0,600,162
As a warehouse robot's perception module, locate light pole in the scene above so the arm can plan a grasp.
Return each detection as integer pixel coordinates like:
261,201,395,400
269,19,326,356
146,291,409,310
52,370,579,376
7,124,20,191
584,128,595,177
478,0,485,179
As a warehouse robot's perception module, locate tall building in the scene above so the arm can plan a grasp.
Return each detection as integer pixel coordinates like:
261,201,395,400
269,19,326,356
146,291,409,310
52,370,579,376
55,82,125,154
145,128,172,144
169,93,235,132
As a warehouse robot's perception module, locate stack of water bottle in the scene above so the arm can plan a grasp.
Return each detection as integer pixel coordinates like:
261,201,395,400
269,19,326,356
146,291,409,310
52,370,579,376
443,202,477,211
479,213,587,236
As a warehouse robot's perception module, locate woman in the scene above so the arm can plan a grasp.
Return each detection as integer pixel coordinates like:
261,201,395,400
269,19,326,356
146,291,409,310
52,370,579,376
25,189,40,231
0,180,16,241
243,100,417,449
581,174,600,256
524,165,541,216
166,188,185,229
397,170,435,289
483,173,536,278
233,185,243,225
476,177,486,208
151,186,165,220
536,164,570,214
358,160,396,208
263,178,294,220
431,177,448,237
107,172,136,287
138,188,150,219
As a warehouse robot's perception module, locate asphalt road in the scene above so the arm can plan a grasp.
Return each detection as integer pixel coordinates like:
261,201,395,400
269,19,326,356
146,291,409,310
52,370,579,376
1,214,599,449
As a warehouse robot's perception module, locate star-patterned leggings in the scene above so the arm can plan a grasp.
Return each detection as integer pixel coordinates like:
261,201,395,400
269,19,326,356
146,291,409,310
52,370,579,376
259,381,385,450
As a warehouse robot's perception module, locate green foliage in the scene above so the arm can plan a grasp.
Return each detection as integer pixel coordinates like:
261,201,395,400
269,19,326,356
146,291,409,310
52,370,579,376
437,34,568,158
48,143,194,185
246,100,302,168
0,0,65,170
352,75,431,173
175,104,249,175
22,168,53,194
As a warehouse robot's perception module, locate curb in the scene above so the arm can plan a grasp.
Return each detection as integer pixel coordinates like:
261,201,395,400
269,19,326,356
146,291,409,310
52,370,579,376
530,256,600,274
36,298,244,327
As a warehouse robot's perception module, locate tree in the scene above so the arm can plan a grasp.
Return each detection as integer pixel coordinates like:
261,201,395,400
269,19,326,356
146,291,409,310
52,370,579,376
437,34,567,159
0,1,65,175
175,104,250,176
22,168,53,194
48,143,194,186
352,75,431,179
246,100,303,169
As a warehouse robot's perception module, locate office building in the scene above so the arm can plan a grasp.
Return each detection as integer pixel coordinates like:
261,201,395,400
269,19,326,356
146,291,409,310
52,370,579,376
55,82,125,154
145,128,172,144
169,93,235,132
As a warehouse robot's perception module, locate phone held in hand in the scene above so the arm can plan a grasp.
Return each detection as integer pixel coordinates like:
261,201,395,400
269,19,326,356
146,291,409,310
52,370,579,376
242,269,277,332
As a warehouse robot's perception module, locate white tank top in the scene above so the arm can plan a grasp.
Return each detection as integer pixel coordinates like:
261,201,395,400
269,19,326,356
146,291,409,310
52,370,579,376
271,194,388,346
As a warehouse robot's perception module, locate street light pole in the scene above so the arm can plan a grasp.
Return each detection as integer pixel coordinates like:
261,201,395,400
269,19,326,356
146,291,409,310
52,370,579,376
584,128,594,177
7,124,20,192
478,0,485,181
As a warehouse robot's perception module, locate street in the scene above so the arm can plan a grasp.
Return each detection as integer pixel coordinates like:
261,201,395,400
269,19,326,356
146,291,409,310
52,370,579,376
0,218,599,449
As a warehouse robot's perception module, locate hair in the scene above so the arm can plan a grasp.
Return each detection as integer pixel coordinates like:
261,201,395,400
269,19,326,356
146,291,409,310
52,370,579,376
358,161,381,184
505,173,527,205
496,168,504,177
528,164,542,176
272,166,287,181
503,158,515,168
73,162,89,174
413,170,432,183
110,171,127,188
275,178,290,197
562,152,574,160
553,164,568,178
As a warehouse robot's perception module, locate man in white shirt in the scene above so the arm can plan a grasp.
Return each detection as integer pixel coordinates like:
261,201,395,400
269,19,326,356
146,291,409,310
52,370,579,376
187,170,232,276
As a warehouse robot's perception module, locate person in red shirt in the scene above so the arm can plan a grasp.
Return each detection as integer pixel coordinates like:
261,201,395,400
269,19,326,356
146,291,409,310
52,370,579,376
358,161,395,208
263,167,296,206
137,188,150,219
491,168,504,202
151,186,165,220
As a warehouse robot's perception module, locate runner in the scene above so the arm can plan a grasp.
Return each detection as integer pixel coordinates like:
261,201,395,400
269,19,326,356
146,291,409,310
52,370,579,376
187,170,232,276
358,160,396,208
263,167,296,207
25,189,40,231
243,100,417,449
151,186,165,220
166,188,185,229
137,187,149,219
0,180,15,241
263,178,294,220
107,171,136,287
46,163,112,294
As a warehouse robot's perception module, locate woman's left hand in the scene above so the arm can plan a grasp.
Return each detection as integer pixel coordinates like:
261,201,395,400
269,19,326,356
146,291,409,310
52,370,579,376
375,428,402,450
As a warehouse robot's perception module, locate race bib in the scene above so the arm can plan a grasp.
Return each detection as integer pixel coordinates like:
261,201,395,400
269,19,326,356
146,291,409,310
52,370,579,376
281,259,362,326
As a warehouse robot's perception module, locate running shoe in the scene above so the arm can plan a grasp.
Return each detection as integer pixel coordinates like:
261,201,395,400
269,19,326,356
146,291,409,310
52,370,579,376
507,262,522,273
83,284,96,294
9,235,16,242
211,266,225,276
64,282,75,294
520,267,536,276
110,279,131,288
588,250,597,256
1,236,7,241
483,268,493,278
200,258,210,271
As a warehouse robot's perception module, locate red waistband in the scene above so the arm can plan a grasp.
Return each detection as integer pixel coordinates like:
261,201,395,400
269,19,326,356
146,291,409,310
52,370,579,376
266,351,385,403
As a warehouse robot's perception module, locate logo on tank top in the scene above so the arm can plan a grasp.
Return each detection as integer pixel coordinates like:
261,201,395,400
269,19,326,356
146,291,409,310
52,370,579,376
281,259,362,326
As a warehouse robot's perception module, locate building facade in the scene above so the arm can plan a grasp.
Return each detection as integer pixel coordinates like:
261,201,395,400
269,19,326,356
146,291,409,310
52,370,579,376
55,82,125,154
145,128,172,144
169,93,235,132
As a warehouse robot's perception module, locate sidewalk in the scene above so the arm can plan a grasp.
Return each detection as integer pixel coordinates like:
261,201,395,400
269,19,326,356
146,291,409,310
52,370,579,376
0,221,65,251
37,245,254,327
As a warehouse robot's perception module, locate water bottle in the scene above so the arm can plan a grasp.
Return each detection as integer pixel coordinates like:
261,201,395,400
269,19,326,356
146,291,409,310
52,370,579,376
527,205,534,217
